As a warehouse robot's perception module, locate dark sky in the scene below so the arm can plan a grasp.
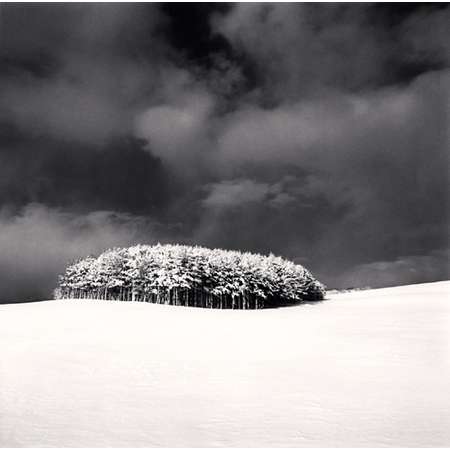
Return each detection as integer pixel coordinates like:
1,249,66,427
0,3,448,302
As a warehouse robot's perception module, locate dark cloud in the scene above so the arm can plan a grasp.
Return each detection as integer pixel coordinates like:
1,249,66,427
0,4,169,142
0,3,448,301
212,3,450,101
0,128,173,216
334,249,450,289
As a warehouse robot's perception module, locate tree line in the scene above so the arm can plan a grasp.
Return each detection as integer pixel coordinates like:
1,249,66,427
55,244,326,309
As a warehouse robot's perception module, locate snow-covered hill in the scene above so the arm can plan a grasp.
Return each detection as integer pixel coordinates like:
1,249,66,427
1,281,449,447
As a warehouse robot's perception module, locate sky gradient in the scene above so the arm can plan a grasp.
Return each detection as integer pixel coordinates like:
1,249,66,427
0,3,448,302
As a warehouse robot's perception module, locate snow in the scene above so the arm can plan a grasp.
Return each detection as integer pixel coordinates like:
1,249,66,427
1,281,449,447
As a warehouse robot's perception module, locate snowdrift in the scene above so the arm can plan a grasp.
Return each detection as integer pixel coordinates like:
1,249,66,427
55,244,325,308
1,281,449,447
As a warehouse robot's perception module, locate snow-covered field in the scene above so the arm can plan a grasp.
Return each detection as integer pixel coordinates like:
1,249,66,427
1,281,449,447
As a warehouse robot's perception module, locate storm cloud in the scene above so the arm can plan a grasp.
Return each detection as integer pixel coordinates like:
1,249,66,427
0,3,448,301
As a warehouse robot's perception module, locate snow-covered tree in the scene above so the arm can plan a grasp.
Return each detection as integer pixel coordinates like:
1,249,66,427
55,244,326,308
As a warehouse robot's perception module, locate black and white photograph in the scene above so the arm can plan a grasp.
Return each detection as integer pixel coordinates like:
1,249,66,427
0,2,449,447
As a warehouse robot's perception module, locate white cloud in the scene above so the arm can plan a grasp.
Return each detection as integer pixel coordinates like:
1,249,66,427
0,204,158,301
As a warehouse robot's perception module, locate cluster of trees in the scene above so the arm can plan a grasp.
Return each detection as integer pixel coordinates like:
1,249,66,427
55,244,326,308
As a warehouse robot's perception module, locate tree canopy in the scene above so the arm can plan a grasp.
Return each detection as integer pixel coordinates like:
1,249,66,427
56,244,326,308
